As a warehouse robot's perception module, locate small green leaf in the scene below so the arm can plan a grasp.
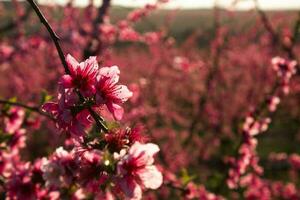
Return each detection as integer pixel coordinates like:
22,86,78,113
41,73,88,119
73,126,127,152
180,168,196,186
40,90,52,105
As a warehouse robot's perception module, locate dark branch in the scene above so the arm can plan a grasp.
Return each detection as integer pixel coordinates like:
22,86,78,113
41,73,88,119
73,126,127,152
0,99,54,120
26,0,70,74
26,0,108,132
255,1,299,64
83,0,111,59
184,5,224,145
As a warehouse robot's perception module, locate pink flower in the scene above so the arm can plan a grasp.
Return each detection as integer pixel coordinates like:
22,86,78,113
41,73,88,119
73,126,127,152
117,142,163,200
142,32,161,45
289,154,300,170
0,44,14,59
60,54,99,97
127,4,157,22
268,96,280,112
42,147,77,188
271,57,297,80
100,24,117,44
105,126,148,153
8,129,27,151
96,66,133,120
4,107,25,134
42,89,92,139
173,56,191,72
185,182,199,199
119,28,141,42
7,163,36,200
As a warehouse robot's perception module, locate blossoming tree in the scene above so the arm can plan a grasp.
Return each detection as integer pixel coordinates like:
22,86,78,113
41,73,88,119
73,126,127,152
0,0,300,199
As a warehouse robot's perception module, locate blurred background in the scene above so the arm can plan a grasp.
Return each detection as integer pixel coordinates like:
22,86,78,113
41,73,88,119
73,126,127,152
1,0,300,199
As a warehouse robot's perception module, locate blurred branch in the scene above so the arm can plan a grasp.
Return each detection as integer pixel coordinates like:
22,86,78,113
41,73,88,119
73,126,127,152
83,0,111,59
165,183,186,193
26,0,108,132
0,99,54,120
184,5,225,145
254,0,278,44
254,0,299,70
290,11,300,50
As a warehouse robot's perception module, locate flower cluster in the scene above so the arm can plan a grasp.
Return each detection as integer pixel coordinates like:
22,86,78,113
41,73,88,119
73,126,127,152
227,116,268,189
227,57,297,189
39,141,162,199
43,55,133,138
0,55,162,200
39,55,161,199
271,56,297,94
2,0,300,199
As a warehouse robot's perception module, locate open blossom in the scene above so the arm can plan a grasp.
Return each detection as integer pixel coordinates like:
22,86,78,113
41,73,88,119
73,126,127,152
96,66,133,120
42,147,77,188
117,142,163,200
271,57,297,95
6,162,59,200
42,88,92,138
60,54,99,97
271,57,297,80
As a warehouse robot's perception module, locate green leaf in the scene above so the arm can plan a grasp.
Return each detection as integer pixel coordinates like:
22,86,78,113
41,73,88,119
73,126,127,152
40,90,52,105
180,168,196,186
2,97,17,112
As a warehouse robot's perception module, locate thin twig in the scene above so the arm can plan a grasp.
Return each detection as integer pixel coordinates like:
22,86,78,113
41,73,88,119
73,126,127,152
254,0,299,67
165,183,186,193
0,99,54,120
26,0,108,132
26,0,70,74
184,4,224,145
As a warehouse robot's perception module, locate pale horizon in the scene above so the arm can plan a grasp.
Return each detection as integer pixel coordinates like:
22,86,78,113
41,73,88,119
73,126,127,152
28,0,300,10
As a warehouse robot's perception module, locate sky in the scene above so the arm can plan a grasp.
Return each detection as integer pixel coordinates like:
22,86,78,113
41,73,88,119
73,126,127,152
36,0,300,10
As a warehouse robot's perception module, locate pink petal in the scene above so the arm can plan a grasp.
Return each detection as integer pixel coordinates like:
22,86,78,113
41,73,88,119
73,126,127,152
106,102,124,121
99,66,120,85
82,56,98,72
42,102,59,114
129,142,160,166
59,75,73,88
66,54,79,74
113,85,133,103
119,177,142,200
76,110,92,126
137,165,163,189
